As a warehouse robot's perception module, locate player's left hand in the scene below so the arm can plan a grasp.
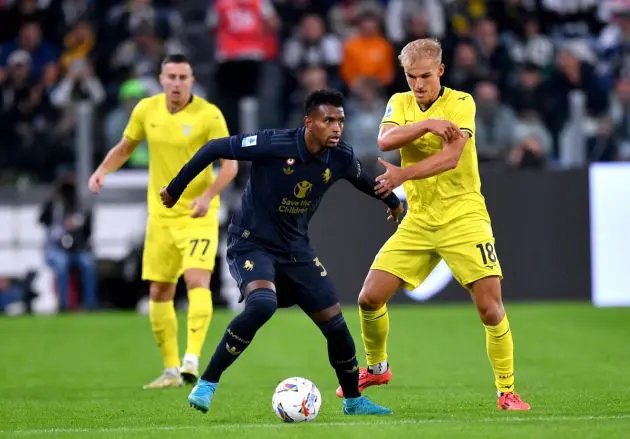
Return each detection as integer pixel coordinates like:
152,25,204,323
374,157,405,197
190,193,212,218
160,187,177,208
387,203,405,223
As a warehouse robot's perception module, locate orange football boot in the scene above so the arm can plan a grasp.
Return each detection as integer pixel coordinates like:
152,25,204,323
497,392,531,410
336,367,392,398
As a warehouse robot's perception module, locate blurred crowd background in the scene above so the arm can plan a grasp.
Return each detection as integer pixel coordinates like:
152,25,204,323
2,0,630,314
2,0,630,185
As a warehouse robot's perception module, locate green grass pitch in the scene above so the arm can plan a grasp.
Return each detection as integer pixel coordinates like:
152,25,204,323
1,303,629,438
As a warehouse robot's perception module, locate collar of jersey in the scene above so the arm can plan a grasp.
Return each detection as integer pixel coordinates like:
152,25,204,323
418,86,445,113
297,127,331,163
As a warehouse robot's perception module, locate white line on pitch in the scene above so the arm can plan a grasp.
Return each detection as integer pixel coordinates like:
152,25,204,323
3,414,630,436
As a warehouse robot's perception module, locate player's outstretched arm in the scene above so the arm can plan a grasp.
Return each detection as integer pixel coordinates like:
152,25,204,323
164,136,238,205
377,120,461,152
88,137,140,194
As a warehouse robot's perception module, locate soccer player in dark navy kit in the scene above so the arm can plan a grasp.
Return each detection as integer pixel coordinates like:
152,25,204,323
161,90,404,416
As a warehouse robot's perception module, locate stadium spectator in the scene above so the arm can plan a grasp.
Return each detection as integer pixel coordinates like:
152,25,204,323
444,41,488,94
339,10,394,88
545,44,610,154
541,0,603,42
328,0,382,40
39,171,98,311
208,0,280,134
474,81,518,163
506,62,549,121
111,18,183,85
508,14,555,71
510,113,554,168
0,0,56,44
50,58,105,108
283,13,342,86
285,65,329,127
473,18,514,93
386,0,445,44
344,76,397,173
59,20,95,76
0,21,59,88
0,49,61,181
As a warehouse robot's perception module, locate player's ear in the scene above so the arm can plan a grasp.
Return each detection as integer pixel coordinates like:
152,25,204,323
304,115,311,130
437,64,445,78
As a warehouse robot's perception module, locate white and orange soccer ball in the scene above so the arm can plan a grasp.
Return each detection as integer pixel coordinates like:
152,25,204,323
271,377,322,423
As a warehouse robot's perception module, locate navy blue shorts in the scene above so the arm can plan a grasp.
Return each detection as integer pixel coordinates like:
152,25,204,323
226,235,339,315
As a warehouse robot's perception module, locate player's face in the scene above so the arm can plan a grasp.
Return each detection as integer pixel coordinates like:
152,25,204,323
305,105,345,148
403,57,444,107
159,62,194,103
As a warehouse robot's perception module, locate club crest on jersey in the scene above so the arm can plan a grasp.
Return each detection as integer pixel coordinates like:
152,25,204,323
283,158,295,175
322,168,331,184
183,124,192,136
384,105,393,118
241,135,258,147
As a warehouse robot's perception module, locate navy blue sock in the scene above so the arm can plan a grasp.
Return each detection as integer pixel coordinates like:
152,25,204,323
318,313,361,398
201,288,277,383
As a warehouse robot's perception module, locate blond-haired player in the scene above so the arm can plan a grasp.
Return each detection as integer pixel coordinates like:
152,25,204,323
335,39,531,410
89,54,238,389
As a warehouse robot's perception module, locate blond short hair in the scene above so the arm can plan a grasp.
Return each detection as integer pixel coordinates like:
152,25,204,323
398,38,442,68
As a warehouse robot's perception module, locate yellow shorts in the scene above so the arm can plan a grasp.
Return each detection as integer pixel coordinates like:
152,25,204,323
142,214,219,284
371,212,503,290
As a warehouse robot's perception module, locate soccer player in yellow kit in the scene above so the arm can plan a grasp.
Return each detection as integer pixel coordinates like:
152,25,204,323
89,54,238,389
335,39,531,410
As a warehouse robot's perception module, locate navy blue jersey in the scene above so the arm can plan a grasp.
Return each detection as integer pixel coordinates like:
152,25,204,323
167,127,400,254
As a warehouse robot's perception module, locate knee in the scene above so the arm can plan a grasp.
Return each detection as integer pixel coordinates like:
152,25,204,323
476,295,505,325
150,282,176,301
358,288,386,311
183,269,210,290
245,288,277,322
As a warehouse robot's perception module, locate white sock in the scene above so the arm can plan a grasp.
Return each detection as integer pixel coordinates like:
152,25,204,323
183,353,199,366
368,361,388,375
164,367,180,376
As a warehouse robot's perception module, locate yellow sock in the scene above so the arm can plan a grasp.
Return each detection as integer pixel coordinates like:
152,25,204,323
185,287,213,358
484,315,515,394
149,300,180,369
359,305,389,366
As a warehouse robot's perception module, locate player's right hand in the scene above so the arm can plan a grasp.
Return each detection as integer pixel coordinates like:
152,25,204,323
88,171,105,194
426,119,462,142
160,187,176,208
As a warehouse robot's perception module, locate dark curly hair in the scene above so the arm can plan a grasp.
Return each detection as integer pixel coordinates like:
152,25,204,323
304,89,344,115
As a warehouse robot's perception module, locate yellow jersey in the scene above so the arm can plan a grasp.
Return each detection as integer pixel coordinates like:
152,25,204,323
123,94,229,219
381,87,489,226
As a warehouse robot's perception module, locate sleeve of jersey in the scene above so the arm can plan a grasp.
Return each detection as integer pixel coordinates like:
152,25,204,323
448,94,476,138
380,94,406,126
122,100,147,142
343,156,401,209
166,133,273,199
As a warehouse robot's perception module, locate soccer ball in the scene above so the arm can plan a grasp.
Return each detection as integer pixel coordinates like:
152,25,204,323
272,377,322,423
